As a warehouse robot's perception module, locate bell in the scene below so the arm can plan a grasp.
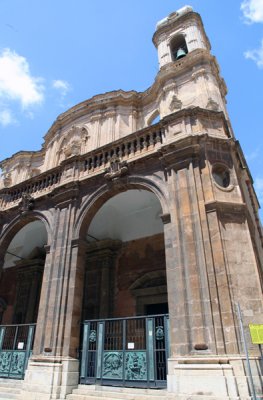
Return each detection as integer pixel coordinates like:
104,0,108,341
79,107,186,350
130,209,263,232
176,47,187,60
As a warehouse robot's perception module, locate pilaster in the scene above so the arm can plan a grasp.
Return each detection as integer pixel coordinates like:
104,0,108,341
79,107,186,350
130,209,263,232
22,189,82,399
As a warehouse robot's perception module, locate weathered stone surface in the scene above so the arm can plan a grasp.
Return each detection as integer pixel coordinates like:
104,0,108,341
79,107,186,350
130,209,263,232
0,6,262,400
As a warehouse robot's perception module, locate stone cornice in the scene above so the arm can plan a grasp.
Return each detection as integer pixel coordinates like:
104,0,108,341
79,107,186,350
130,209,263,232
0,50,226,171
45,50,226,146
152,11,211,50
0,108,235,212
205,200,247,215
0,149,45,169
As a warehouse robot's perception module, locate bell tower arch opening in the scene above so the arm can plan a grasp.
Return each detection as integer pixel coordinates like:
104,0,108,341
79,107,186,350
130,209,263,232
170,34,188,61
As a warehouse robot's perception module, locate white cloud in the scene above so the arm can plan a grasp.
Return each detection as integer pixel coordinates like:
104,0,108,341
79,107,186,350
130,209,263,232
0,109,14,126
244,38,263,68
0,48,44,109
52,79,70,96
241,0,263,23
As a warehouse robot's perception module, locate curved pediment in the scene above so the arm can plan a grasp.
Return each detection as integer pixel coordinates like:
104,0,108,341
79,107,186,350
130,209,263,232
57,124,89,164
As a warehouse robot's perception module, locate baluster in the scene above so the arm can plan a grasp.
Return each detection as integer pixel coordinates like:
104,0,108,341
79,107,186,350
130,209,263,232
130,141,135,156
104,152,110,168
90,157,95,171
161,127,165,143
120,145,124,158
142,136,148,151
86,158,90,171
156,130,162,145
149,132,154,149
101,152,106,167
123,143,128,158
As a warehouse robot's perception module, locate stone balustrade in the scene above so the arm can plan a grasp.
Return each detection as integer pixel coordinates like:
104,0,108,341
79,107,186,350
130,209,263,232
0,125,165,210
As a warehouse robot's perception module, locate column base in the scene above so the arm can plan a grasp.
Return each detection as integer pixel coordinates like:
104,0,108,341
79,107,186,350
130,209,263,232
167,356,254,399
20,356,79,400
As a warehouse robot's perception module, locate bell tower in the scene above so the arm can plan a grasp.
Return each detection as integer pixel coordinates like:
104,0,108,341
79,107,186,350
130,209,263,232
153,6,228,118
152,6,263,400
153,6,210,67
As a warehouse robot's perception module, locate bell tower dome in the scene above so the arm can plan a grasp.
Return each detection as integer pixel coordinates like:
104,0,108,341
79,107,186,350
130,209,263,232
153,6,211,68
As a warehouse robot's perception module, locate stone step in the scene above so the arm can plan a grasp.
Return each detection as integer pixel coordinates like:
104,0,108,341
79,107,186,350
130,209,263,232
0,390,21,396
0,394,20,400
67,385,170,400
0,379,21,400
67,395,170,400
0,380,21,388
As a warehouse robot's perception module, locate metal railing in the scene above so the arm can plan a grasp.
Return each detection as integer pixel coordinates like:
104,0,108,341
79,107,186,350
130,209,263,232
0,324,35,379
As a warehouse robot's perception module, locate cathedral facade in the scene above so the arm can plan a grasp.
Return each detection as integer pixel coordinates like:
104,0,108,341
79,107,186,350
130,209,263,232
0,6,262,400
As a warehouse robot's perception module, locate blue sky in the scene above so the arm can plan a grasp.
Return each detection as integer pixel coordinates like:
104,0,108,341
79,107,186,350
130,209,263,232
1,0,263,216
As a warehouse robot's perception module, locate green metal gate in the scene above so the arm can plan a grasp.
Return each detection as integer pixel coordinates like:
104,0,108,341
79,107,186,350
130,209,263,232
80,315,169,388
0,324,35,379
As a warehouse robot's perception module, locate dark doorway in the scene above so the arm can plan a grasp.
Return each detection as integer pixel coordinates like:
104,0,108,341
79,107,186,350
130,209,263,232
145,303,168,316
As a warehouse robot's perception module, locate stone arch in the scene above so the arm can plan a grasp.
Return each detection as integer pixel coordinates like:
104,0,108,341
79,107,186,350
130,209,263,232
0,211,52,269
147,110,160,126
78,177,169,320
74,175,170,241
0,212,51,325
130,270,167,291
129,270,168,315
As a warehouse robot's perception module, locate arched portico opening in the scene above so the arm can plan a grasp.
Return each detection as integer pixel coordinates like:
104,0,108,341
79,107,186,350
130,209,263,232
79,188,169,388
83,189,168,320
0,219,47,379
0,220,47,325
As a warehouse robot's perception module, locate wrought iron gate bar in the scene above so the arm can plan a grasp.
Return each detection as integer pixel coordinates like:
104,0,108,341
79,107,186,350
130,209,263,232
0,323,35,379
81,315,169,388
83,313,169,323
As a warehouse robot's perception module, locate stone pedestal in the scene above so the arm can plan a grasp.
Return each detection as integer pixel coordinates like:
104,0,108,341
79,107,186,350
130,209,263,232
167,357,244,399
20,357,79,400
